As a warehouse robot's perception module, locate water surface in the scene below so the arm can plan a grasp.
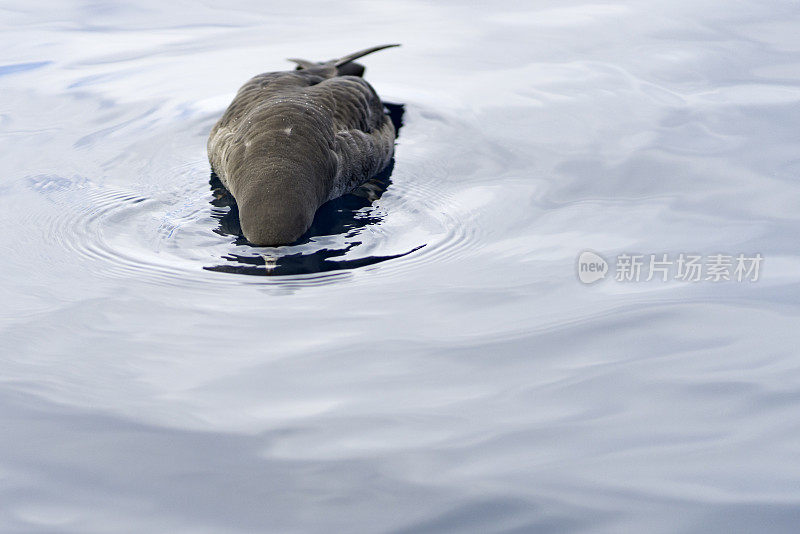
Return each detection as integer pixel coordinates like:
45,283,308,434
2,1,800,532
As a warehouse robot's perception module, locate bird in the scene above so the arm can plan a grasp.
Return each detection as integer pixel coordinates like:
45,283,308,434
207,44,399,246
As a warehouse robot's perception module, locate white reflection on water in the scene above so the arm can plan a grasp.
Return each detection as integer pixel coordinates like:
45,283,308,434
1,0,800,532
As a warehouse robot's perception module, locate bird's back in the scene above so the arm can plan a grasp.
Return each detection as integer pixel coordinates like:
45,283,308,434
206,45,398,246
208,69,394,204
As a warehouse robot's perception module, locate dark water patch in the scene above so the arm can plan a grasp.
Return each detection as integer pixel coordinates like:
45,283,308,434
205,244,425,276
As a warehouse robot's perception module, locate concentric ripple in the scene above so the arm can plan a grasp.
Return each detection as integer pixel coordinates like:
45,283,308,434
24,102,482,286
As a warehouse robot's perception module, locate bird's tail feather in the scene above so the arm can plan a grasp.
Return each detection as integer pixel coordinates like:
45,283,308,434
287,44,399,76
332,44,400,67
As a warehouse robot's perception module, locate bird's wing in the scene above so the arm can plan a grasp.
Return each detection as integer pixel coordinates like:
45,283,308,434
309,76,396,200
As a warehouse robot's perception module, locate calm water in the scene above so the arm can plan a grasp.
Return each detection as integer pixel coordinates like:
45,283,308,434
2,1,800,532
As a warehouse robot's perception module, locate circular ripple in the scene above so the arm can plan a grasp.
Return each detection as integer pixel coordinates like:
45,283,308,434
28,103,487,286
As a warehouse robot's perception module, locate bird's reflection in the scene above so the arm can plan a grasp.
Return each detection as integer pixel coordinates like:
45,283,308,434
205,103,420,276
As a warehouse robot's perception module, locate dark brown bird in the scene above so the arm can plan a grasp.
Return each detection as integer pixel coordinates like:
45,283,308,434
207,44,399,246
